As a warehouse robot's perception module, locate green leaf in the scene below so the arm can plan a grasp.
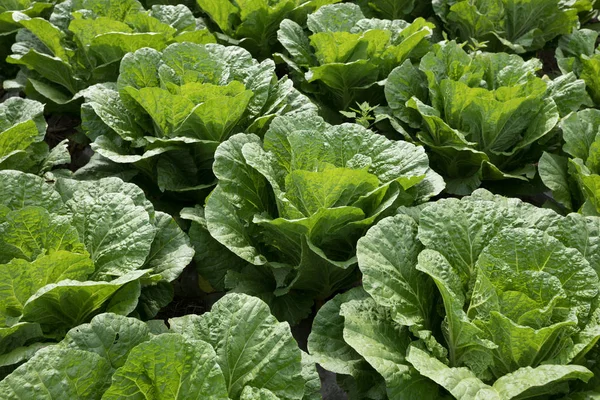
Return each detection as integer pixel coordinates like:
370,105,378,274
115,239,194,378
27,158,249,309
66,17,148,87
0,171,63,214
418,197,509,288
581,55,600,105
79,83,144,144
103,334,229,399
0,207,86,263
285,165,379,216
340,297,440,399
545,72,591,117
169,293,305,399
196,0,238,35
240,386,280,400
8,49,78,95
0,346,112,399
183,206,247,291
65,191,156,279
307,287,370,375
18,17,70,60
307,3,364,33
300,351,321,400
62,313,151,370
134,281,174,320
561,109,600,163
416,249,495,374
142,211,193,282
476,227,598,327
0,322,43,356
357,214,434,328
0,252,93,318
117,47,162,90
406,345,499,400
539,152,573,211
278,19,316,67
21,270,147,332
492,364,593,399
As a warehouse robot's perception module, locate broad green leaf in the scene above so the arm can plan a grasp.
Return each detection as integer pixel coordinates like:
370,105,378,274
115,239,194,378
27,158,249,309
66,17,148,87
205,186,267,265
285,166,379,216
62,313,151,370
0,346,111,399
117,47,162,90
416,249,495,374
278,19,316,67
0,96,45,134
476,228,598,327
418,197,509,288
545,72,591,117
307,287,370,375
300,351,321,400
561,109,600,163
492,364,593,399
0,322,43,356
0,252,93,318
66,191,156,279
8,49,79,95
196,0,238,35
124,86,195,137
581,55,600,105
103,334,229,399
181,83,254,141
54,176,155,219
134,281,173,320
0,170,63,214
307,3,364,33
21,270,147,332
91,32,170,65
240,386,280,400
69,16,133,49
539,152,573,211
406,345,499,400
150,4,195,32
182,206,247,291
18,17,70,60
79,83,144,144
169,293,305,399
357,214,434,327
142,211,194,282
340,297,439,399
0,207,86,262
307,61,379,109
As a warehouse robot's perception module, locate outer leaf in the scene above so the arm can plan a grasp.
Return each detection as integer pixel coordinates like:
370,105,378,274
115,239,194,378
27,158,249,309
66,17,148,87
61,313,151,370
21,270,147,332
340,297,439,399
0,207,86,263
357,214,434,327
169,293,305,399
66,191,156,279
0,252,93,317
0,170,63,214
539,152,573,211
307,287,370,375
103,334,229,399
0,346,112,399
142,211,194,282
406,345,498,400
182,206,247,291
492,365,593,399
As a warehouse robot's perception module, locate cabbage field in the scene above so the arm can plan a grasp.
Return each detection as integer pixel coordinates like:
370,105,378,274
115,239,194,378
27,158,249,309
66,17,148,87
1,0,600,399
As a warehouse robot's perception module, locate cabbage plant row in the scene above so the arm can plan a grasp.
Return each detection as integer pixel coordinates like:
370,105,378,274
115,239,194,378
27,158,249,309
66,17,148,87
0,0,600,399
